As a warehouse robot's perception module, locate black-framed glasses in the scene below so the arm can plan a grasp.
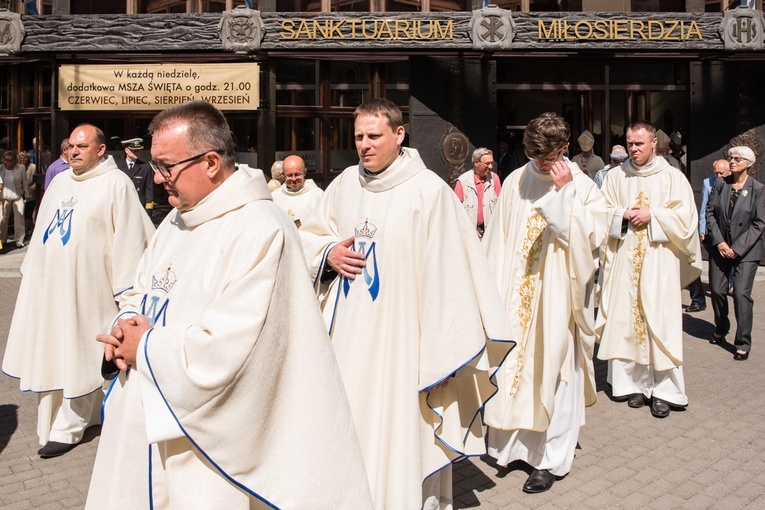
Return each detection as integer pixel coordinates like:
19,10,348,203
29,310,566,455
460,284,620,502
728,156,746,163
150,150,222,179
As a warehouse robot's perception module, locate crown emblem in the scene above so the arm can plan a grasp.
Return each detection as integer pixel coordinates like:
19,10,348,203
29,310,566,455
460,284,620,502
61,196,77,208
151,265,177,294
354,219,377,239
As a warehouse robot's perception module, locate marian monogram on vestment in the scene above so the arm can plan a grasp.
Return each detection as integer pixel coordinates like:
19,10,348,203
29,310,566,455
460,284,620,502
43,197,77,246
140,265,176,327
342,219,380,301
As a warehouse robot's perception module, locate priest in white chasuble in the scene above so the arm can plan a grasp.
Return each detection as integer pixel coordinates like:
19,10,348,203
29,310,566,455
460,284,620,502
597,120,701,419
482,112,608,494
300,98,514,510
271,154,324,228
2,124,154,459
86,101,372,510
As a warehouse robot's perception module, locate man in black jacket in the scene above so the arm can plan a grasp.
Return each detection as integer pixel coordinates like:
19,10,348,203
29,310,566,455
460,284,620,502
117,138,153,215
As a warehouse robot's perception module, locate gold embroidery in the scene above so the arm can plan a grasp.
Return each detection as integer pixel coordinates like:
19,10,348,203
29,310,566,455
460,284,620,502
510,211,547,396
631,191,649,345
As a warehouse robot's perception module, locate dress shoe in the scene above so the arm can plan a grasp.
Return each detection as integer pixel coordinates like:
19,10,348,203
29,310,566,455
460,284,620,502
523,469,556,494
627,393,646,408
685,304,706,313
37,441,78,458
650,397,671,418
734,351,749,361
710,333,725,345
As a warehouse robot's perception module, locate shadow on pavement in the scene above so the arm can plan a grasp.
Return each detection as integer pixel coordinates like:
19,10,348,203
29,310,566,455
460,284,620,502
454,456,499,509
0,404,18,455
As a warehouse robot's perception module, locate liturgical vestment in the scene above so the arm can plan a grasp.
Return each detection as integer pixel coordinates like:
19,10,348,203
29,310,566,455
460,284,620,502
597,157,701,372
271,178,324,226
3,156,153,401
86,166,372,510
481,160,608,474
300,148,514,509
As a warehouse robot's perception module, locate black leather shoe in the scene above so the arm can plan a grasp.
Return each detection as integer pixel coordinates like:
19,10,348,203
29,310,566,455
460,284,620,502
650,398,671,418
523,469,556,494
709,333,725,345
734,351,749,361
37,441,78,458
628,393,646,408
686,304,706,313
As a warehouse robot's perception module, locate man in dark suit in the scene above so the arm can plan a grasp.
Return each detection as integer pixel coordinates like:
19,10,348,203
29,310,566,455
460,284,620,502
687,159,732,312
117,138,153,215
705,146,765,360
496,135,528,183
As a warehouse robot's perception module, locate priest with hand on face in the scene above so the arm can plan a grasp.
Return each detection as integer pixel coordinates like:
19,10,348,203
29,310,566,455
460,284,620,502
482,112,608,495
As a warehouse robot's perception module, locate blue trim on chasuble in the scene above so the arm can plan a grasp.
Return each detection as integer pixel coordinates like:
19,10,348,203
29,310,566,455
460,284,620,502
148,444,154,510
313,242,337,288
142,331,279,509
43,208,74,245
101,376,119,425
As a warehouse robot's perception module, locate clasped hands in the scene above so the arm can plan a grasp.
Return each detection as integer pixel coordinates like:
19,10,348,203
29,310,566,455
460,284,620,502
96,315,153,371
623,206,651,228
716,241,737,259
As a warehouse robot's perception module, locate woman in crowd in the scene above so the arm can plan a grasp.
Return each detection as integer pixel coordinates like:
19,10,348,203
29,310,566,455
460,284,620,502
17,151,37,238
268,159,284,192
705,146,765,361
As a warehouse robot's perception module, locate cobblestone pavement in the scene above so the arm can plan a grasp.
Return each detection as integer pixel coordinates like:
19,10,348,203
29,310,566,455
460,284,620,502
1,250,765,508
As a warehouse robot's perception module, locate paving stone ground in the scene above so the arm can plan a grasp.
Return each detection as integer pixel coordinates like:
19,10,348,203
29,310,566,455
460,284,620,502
1,246,764,509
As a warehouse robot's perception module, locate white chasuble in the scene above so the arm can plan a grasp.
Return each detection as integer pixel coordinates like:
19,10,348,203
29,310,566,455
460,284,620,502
87,166,372,510
300,148,514,510
3,156,154,398
271,178,324,226
481,160,608,433
597,158,701,371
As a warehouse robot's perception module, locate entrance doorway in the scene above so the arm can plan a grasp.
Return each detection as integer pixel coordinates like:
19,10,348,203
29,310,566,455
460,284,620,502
496,59,689,170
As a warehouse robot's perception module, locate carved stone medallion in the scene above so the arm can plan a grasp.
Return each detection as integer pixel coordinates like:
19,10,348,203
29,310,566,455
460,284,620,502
721,6,764,51
441,125,472,185
470,6,514,51
219,6,264,54
0,12,25,55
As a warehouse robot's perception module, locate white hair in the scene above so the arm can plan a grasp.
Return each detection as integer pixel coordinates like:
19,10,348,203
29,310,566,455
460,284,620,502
729,146,756,164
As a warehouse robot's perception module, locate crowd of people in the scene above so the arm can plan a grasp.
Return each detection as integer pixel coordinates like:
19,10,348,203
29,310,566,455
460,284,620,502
1,98,762,509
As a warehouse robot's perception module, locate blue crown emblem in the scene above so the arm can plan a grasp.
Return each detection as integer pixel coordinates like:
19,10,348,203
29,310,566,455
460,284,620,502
354,219,377,239
61,196,77,208
151,266,177,294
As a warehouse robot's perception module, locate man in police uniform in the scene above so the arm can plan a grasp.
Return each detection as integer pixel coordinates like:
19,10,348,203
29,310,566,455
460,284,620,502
117,138,153,214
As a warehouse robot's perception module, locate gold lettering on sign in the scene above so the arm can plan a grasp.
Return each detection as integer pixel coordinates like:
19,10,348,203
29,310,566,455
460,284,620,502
536,19,703,42
279,18,454,40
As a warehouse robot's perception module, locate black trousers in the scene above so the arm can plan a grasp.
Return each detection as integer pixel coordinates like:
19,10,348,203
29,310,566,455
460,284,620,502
687,276,706,306
708,250,758,352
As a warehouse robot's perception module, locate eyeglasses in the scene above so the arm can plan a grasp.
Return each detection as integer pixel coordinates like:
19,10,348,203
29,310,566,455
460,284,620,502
536,148,565,166
728,156,748,163
150,150,222,179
